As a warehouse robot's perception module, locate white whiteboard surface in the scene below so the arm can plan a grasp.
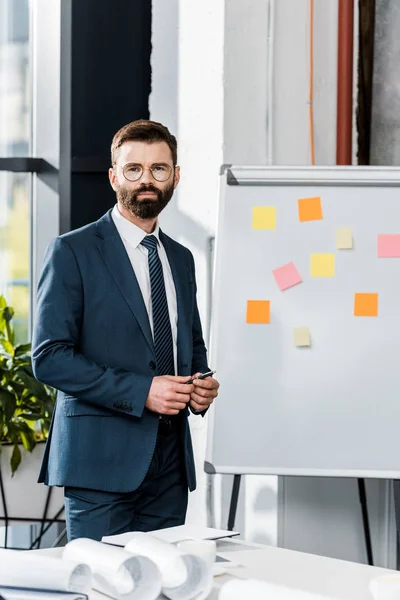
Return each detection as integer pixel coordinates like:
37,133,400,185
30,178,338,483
205,166,400,478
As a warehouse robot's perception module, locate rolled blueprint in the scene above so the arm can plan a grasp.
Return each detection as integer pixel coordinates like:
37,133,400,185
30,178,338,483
63,538,161,600
0,549,91,594
124,533,213,600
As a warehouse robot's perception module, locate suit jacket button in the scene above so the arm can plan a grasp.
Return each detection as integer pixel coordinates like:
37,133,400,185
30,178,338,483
149,361,156,370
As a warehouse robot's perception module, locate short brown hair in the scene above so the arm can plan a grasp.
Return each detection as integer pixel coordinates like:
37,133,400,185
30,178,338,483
111,119,178,166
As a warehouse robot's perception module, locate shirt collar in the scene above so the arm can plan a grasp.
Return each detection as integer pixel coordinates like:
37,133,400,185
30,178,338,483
111,204,160,249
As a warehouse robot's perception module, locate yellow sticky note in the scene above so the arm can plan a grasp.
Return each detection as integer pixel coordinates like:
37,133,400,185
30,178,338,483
310,253,335,277
252,206,276,230
294,328,311,347
246,300,270,324
336,228,353,250
354,293,378,317
298,197,323,222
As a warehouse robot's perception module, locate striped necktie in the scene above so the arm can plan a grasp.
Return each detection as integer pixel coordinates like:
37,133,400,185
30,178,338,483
140,235,175,376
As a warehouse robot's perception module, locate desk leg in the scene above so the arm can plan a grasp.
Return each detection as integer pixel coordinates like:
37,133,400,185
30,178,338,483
358,478,373,566
227,474,241,531
393,480,400,570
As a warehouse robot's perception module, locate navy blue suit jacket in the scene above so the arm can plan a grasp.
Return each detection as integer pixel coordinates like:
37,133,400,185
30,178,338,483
32,209,209,492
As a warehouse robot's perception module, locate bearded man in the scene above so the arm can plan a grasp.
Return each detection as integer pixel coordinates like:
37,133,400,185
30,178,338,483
32,120,219,541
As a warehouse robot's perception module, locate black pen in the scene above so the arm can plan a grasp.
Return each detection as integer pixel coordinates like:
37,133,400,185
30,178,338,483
186,369,216,385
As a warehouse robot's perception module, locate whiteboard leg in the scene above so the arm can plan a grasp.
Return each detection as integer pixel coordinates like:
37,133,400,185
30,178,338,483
358,478,373,565
227,474,241,531
393,480,400,570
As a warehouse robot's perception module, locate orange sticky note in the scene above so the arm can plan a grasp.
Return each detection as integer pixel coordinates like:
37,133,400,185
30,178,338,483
246,300,270,324
298,197,323,222
354,293,378,317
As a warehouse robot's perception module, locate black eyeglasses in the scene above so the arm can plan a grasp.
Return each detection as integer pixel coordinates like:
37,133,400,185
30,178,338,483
121,163,174,182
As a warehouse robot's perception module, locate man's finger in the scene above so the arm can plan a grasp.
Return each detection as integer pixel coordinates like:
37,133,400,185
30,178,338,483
168,393,191,403
190,392,212,406
189,400,204,412
164,375,194,383
173,382,195,394
193,377,218,389
190,386,210,398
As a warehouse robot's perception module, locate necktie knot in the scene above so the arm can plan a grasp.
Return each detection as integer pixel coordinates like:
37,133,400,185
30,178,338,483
140,235,158,253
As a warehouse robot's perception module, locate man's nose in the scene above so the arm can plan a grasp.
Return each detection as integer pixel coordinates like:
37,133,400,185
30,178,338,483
140,168,153,184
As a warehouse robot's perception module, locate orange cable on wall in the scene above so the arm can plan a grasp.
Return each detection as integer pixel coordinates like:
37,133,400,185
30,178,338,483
309,0,315,165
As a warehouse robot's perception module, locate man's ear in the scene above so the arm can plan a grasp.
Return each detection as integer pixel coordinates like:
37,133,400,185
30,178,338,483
173,166,180,189
109,167,117,191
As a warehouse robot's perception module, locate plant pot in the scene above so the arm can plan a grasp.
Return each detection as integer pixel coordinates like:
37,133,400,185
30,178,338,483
0,441,64,522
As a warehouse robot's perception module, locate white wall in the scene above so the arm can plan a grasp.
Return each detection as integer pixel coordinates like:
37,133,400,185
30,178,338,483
151,0,394,568
150,0,225,528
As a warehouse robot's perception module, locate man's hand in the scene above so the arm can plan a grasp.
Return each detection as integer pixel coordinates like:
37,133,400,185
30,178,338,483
145,375,194,415
189,373,220,412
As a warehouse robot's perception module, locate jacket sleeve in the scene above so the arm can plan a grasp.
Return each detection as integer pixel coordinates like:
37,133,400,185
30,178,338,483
31,237,152,418
188,251,210,417
189,251,209,375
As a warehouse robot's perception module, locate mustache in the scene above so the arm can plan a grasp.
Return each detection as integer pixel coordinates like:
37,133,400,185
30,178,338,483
135,184,160,195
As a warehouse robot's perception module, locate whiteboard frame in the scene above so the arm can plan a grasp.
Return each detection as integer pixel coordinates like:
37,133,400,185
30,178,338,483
205,165,400,478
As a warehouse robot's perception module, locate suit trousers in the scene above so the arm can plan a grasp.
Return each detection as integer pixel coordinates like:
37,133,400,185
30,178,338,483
64,424,188,541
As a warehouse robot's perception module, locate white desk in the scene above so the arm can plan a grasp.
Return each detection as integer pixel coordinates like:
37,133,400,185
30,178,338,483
31,538,395,600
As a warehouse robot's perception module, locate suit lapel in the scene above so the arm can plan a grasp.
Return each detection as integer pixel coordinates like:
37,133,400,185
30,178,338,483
95,211,155,357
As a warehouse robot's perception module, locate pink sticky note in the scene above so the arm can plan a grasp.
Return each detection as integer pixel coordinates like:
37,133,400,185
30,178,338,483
272,262,302,291
377,234,400,258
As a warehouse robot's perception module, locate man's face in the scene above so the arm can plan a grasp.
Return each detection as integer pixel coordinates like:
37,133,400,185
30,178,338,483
109,141,180,219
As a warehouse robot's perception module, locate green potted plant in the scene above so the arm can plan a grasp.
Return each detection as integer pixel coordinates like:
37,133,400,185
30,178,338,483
0,295,56,475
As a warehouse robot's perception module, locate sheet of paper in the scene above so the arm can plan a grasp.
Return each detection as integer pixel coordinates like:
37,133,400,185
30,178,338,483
298,197,323,222
0,550,91,595
252,206,276,230
272,262,302,291
310,253,335,277
0,590,87,600
294,328,311,347
246,300,270,324
102,526,240,546
336,228,353,249
377,234,400,257
354,293,378,317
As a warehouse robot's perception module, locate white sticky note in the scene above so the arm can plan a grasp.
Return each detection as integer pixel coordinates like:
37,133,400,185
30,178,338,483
336,228,353,250
294,328,311,347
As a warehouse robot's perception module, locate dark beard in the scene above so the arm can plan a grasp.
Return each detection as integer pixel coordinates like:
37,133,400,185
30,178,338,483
116,182,174,219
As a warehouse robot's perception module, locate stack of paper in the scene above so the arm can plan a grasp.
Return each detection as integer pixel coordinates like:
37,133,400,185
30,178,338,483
124,532,213,600
63,538,161,600
102,525,240,546
0,549,92,595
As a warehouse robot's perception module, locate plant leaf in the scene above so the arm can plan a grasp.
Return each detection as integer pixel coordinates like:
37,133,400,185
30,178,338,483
0,296,6,309
3,307,14,323
0,389,16,424
15,368,46,398
14,344,31,356
13,420,36,452
0,339,14,356
10,444,21,476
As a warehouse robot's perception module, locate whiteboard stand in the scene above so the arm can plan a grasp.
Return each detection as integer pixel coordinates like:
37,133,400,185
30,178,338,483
221,471,374,566
357,478,373,566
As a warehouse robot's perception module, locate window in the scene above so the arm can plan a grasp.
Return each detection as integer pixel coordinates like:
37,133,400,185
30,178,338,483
0,0,30,157
0,0,31,342
0,172,30,342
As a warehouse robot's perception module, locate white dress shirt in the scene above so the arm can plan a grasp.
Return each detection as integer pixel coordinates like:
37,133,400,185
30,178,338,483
111,204,178,374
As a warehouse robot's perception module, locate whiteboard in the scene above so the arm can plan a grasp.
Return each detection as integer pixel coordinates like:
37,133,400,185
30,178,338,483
205,166,400,478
